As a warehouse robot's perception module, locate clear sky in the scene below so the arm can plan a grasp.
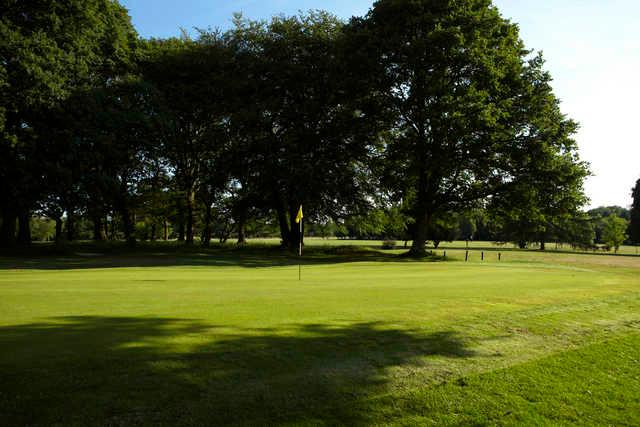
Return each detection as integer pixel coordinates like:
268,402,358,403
121,0,640,209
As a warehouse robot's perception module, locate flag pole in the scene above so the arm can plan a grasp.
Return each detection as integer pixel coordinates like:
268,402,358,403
299,216,302,281
295,205,303,281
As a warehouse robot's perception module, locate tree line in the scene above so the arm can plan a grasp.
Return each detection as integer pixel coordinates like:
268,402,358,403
2,0,635,255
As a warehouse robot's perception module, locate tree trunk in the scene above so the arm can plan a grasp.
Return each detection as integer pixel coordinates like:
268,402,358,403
409,213,430,256
274,196,290,248
178,220,185,241
150,223,157,241
176,202,185,242
0,208,17,246
202,203,212,247
102,217,109,241
92,215,105,241
163,219,168,241
104,216,116,240
119,205,135,247
54,217,63,243
237,222,246,245
66,213,75,242
109,217,119,240
104,218,109,239
17,210,31,245
539,230,547,251
236,207,247,245
185,189,195,245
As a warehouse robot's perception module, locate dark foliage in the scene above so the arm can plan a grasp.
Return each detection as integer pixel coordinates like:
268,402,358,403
0,1,594,255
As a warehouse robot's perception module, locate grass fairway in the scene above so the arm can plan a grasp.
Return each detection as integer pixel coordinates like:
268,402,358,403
1,244,639,425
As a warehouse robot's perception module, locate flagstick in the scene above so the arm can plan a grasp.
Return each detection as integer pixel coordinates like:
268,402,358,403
299,218,302,281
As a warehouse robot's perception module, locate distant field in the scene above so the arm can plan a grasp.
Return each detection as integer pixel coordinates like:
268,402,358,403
1,243,639,425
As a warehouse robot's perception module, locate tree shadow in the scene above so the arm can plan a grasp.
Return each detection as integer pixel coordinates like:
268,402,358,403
0,316,473,425
0,244,444,270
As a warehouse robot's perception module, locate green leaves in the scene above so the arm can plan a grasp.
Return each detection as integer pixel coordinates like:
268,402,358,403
602,215,629,252
0,1,592,249
1,0,138,244
351,0,588,253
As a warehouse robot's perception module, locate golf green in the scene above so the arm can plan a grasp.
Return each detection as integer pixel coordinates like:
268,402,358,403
1,246,639,425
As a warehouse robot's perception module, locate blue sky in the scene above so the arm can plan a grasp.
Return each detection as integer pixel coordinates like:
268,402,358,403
121,0,640,208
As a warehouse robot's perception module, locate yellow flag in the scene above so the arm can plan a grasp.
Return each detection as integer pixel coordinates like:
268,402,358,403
295,205,303,224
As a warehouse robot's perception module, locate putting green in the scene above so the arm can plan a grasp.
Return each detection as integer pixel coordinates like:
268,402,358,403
1,247,639,425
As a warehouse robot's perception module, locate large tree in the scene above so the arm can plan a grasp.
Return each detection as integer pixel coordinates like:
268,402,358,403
0,0,137,245
60,79,163,246
226,12,378,249
490,111,589,250
141,37,232,245
353,0,586,255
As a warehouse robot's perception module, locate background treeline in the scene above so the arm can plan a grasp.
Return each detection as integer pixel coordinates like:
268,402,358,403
1,0,639,254
25,204,637,252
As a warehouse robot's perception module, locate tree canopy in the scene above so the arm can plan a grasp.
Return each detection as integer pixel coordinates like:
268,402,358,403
0,0,597,254
602,216,628,253
347,0,588,255
0,0,137,244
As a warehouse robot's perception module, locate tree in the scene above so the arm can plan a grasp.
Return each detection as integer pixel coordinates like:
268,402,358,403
0,2,598,250
588,206,630,243
353,0,585,256
141,37,232,245
226,12,378,250
457,214,477,242
629,179,640,245
0,0,137,245
493,148,589,250
429,214,458,249
59,78,164,246
497,65,589,250
554,214,595,251
29,217,56,242
588,206,630,220
602,216,628,253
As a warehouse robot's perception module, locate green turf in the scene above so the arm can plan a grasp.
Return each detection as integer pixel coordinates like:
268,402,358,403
251,237,640,255
0,243,639,425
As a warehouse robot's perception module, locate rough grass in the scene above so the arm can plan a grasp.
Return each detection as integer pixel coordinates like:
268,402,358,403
0,241,639,425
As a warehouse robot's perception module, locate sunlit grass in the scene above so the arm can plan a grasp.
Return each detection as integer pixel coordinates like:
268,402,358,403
0,243,639,424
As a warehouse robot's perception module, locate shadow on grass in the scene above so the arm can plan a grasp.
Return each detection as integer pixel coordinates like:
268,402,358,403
0,316,473,425
0,243,445,270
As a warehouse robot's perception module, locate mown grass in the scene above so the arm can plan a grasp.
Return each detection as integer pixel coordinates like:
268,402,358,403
0,241,639,425
372,333,640,426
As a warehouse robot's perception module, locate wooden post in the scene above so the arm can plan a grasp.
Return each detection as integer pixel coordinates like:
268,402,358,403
443,250,446,259
481,251,484,261
498,253,501,261
465,250,469,262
